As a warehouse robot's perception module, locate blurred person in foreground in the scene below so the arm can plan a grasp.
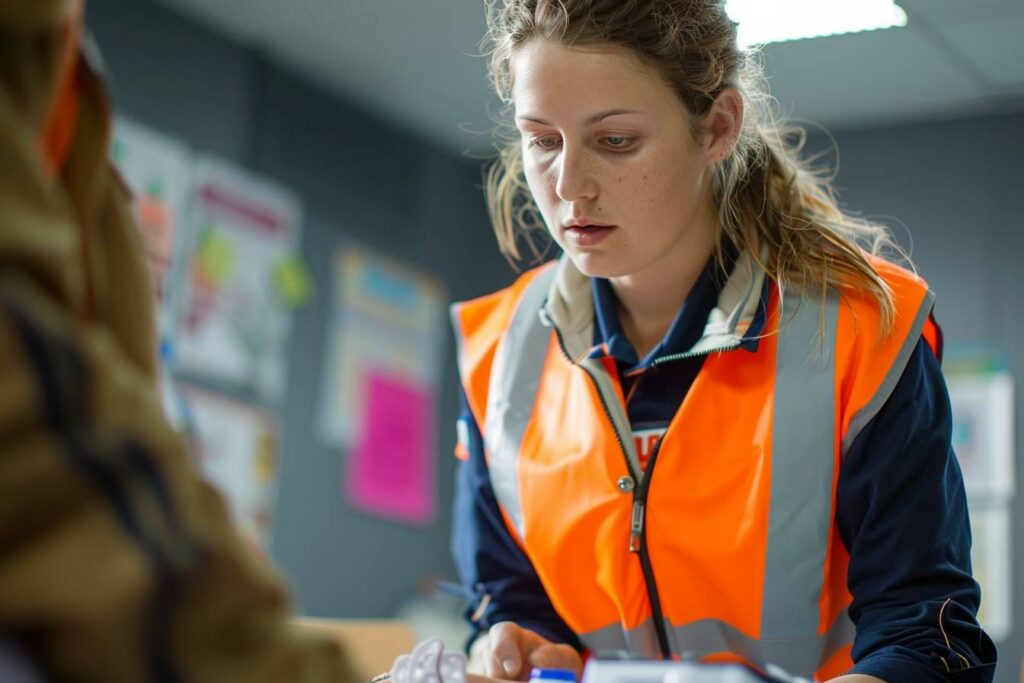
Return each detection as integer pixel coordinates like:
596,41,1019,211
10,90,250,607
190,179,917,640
0,1,360,679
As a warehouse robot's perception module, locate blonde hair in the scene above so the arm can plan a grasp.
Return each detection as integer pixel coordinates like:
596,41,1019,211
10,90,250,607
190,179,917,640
482,0,907,336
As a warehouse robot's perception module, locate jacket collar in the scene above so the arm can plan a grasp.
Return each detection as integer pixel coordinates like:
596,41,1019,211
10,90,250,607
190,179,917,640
541,248,768,364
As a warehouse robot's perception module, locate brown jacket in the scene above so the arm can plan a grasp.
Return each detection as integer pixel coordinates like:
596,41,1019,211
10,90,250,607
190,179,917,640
0,1,359,680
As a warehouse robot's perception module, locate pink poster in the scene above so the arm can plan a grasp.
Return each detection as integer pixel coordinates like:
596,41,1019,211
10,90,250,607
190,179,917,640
346,371,436,525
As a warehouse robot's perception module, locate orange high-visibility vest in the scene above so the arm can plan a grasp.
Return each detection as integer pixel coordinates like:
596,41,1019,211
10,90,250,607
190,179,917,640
451,252,936,681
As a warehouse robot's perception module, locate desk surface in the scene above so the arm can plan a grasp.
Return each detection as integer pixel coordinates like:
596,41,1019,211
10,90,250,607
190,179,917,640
294,618,417,679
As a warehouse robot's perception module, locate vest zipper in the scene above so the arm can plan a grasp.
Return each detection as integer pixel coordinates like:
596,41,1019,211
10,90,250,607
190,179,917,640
550,324,670,657
636,343,741,656
628,500,644,552
649,339,742,368
634,439,671,658
547,318,745,659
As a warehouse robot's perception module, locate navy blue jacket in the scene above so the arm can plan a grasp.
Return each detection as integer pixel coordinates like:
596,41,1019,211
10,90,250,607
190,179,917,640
452,260,997,682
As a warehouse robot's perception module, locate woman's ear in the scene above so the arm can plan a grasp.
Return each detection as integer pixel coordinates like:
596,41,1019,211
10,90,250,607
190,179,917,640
703,87,744,163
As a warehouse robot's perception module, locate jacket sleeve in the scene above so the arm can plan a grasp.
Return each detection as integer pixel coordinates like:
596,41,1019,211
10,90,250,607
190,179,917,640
838,338,997,682
451,390,582,652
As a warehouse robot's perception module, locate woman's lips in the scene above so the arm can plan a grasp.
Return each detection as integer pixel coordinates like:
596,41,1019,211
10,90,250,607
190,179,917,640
564,224,616,247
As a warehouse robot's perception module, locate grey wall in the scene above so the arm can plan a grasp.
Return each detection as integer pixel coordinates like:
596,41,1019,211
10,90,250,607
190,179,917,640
85,0,514,620
822,113,1024,683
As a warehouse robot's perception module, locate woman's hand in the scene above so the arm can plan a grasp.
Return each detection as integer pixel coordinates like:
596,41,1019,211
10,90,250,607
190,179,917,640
468,622,583,681
388,636,525,683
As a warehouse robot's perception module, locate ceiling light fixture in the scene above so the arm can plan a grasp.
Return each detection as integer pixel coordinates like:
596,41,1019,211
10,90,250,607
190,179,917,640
725,0,908,49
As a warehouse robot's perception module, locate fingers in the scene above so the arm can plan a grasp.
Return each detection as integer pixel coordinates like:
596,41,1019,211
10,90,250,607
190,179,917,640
527,643,583,679
480,623,576,682
486,622,527,680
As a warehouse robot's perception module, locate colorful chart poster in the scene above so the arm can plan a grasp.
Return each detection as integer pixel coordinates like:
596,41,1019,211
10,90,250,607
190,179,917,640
947,369,1015,502
181,386,279,548
111,118,192,339
175,158,303,402
318,247,447,525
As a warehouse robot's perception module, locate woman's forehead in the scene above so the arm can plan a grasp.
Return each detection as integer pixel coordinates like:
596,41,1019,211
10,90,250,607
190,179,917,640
510,40,676,120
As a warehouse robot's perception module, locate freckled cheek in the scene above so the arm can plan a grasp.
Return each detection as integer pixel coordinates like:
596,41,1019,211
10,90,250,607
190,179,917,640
609,168,661,217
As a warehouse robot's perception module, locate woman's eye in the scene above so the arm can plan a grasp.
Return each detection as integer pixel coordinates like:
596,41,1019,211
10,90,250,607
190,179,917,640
603,135,635,149
528,135,559,150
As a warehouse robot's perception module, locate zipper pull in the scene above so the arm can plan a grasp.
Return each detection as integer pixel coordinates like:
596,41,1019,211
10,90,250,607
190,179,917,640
629,500,644,553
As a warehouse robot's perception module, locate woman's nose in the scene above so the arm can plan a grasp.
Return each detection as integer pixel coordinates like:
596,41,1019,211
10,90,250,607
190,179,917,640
554,145,598,202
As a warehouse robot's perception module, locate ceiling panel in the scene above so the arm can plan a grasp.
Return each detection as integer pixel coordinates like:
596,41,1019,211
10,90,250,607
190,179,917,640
899,0,1020,22
929,14,1024,88
153,0,495,154
152,0,1024,156
762,25,986,130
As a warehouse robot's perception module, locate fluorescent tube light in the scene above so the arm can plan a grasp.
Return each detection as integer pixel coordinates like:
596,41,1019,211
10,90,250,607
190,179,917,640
725,0,908,48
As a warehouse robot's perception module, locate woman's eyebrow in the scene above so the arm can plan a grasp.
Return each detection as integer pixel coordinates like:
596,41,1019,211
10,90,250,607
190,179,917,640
515,108,645,126
584,108,644,125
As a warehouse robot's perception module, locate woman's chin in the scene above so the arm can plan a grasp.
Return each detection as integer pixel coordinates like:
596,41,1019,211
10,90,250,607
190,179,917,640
568,251,630,280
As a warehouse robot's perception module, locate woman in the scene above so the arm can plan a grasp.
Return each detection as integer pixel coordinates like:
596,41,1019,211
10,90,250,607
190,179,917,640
447,1,996,682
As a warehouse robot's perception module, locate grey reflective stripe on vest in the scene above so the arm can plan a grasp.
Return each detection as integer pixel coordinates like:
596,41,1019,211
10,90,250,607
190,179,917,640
762,293,840,647
483,266,559,539
841,289,936,455
579,613,855,674
579,618,662,659
757,292,845,674
664,612,855,674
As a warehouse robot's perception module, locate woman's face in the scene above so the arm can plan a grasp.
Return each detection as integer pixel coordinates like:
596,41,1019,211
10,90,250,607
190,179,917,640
511,40,720,282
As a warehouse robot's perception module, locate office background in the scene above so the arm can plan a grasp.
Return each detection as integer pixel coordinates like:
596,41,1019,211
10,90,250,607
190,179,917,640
85,1,1023,680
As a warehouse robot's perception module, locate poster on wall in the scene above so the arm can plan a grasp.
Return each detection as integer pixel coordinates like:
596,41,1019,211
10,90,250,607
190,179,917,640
945,354,1015,642
175,157,303,403
317,247,447,525
111,118,193,340
969,504,1012,642
947,368,1015,502
181,385,280,549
